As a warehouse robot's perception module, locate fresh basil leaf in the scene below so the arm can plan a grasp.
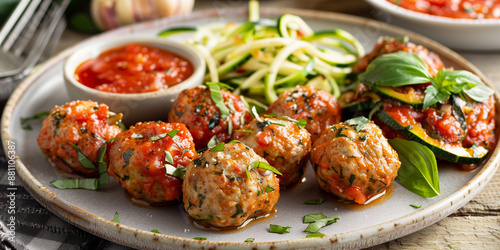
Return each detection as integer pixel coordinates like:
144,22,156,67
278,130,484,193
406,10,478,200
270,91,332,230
359,51,432,87
20,111,50,125
265,185,275,192
113,212,120,223
227,140,242,144
346,116,370,132
263,113,307,129
269,224,291,234
165,165,186,179
167,129,179,138
207,82,230,120
210,142,225,151
303,213,327,223
131,133,144,139
149,133,167,141
252,161,282,176
68,142,96,169
304,198,324,205
463,80,495,103
164,150,174,165
50,178,98,190
303,213,339,233
305,232,325,238
389,138,440,198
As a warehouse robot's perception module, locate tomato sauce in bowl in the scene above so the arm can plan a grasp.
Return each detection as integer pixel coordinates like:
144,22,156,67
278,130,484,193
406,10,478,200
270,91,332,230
74,43,194,93
386,0,500,19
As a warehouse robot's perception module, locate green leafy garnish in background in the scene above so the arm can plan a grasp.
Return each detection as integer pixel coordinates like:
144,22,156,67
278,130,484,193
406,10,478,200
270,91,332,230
359,51,494,109
389,138,440,198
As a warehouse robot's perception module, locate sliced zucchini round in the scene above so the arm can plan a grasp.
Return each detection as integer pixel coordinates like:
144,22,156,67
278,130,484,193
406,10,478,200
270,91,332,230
376,109,488,164
374,86,425,109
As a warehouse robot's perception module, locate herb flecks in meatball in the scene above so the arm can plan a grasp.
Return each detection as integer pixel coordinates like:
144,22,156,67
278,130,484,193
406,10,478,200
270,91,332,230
310,118,401,204
108,122,197,203
233,115,311,187
168,85,252,149
267,86,341,142
37,100,123,177
183,141,280,228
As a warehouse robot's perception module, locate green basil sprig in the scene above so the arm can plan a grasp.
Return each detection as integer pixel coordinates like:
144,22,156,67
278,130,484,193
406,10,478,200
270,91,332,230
359,51,494,109
389,138,440,198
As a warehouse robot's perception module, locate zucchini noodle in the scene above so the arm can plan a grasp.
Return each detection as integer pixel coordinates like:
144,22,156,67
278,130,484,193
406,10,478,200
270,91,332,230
158,12,364,105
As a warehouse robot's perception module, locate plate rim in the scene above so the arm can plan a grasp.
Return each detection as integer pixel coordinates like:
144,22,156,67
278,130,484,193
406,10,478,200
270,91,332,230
2,6,500,249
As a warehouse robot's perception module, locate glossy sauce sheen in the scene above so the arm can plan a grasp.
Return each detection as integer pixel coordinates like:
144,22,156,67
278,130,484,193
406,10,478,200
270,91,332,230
388,0,500,19
74,43,194,93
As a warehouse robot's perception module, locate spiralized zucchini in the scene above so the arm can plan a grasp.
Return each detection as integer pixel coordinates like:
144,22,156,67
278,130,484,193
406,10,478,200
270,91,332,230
158,11,364,106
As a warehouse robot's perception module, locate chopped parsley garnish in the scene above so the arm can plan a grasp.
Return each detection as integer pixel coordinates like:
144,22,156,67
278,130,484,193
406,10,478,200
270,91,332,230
151,229,161,234
304,198,324,205
210,142,225,152
193,237,206,240
303,213,339,233
231,204,244,218
68,142,96,169
269,224,291,234
265,185,275,193
164,150,174,164
346,116,370,132
165,165,186,179
131,133,144,139
244,238,255,242
113,212,120,223
410,204,422,208
305,232,325,238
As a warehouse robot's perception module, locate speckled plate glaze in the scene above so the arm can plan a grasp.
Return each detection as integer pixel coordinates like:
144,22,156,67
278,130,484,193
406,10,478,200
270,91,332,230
2,7,500,249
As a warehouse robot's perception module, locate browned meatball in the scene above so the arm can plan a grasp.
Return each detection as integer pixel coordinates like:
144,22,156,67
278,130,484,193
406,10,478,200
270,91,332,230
232,116,311,187
352,36,444,76
108,122,197,203
168,85,252,149
37,100,123,176
183,141,280,228
267,86,341,142
310,120,401,204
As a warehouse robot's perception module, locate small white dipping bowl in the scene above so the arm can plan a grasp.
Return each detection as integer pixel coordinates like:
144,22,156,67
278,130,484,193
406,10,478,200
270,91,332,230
64,37,205,125
366,0,500,51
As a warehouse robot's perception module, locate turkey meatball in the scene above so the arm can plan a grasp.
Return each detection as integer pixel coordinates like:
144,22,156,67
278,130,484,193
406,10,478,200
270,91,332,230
310,120,401,204
168,85,252,149
37,100,123,176
267,86,341,142
108,122,197,203
183,141,280,228
232,116,311,187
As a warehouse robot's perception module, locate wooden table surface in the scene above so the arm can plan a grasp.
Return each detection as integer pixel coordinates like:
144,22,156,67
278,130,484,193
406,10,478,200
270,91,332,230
55,0,500,249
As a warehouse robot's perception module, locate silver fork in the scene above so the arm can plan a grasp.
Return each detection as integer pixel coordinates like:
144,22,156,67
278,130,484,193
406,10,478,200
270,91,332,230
0,0,70,79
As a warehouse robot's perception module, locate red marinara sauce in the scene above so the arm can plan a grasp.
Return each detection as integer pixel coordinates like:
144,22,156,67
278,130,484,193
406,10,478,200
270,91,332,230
387,0,500,19
74,43,194,93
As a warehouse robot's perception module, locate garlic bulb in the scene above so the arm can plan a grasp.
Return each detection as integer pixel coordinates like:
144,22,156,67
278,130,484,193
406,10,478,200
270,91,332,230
91,0,194,30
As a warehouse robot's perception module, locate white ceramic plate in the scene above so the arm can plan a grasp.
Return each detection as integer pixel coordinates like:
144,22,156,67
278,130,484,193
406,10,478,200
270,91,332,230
2,7,500,249
365,0,500,51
